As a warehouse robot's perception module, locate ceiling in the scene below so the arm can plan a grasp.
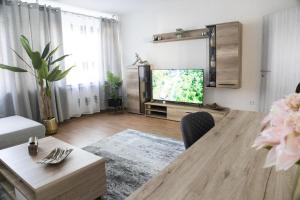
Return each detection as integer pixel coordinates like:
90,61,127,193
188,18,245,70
52,0,175,14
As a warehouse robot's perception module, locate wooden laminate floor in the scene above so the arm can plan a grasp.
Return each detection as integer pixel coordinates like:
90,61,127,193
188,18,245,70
54,112,181,148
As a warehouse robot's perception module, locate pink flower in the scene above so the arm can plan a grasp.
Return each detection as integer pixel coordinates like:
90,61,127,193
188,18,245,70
264,134,300,171
284,113,300,134
252,126,291,149
253,93,300,171
262,99,291,128
285,93,300,111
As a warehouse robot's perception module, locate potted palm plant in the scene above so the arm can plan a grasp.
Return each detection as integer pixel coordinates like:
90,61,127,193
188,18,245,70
0,35,74,135
106,71,122,108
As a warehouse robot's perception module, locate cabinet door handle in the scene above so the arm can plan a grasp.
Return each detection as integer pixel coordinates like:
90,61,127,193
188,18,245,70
217,83,236,86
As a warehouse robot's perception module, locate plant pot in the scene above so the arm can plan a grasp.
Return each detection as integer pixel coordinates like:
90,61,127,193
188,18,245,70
43,118,58,135
108,98,122,108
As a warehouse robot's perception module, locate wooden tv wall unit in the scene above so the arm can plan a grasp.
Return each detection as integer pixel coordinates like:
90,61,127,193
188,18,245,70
153,21,242,89
145,102,229,123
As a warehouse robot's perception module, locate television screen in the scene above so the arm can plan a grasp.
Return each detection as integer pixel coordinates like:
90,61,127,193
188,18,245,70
152,69,204,104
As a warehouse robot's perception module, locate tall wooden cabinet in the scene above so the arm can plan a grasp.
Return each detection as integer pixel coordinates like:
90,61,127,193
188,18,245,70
126,65,151,114
207,22,242,88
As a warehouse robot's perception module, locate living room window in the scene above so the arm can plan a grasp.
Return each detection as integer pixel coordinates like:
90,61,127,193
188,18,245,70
0,0,122,121
62,12,102,86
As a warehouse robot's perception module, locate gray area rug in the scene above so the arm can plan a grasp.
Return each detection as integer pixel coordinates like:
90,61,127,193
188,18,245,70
83,129,185,200
0,129,184,200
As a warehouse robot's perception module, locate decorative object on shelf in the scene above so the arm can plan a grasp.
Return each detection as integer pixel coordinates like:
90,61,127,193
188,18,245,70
210,27,216,47
175,28,184,39
252,93,300,200
28,136,38,156
38,147,73,165
209,81,216,87
204,103,227,111
153,35,159,41
201,31,208,37
210,54,216,68
106,71,123,109
132,53,149,66
0,35,74,135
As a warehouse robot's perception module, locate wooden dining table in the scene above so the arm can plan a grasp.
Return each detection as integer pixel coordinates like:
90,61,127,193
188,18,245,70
127,110,299,200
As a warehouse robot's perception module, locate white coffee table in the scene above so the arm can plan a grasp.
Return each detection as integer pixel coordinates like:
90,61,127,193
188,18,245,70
0,136,106,200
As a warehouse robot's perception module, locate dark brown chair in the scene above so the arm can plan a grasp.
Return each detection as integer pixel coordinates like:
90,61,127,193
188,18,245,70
180,112,215,149
296,82,300,93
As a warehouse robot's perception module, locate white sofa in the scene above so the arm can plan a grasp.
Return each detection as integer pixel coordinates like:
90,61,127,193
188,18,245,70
0,115,45,149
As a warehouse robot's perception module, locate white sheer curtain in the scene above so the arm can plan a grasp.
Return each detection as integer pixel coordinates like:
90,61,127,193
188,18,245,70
62,13,102,85
61,12,102,118
101,18,123,107
0,0,64,120
260,6,300,112
101,18,122,76
58,12,123,120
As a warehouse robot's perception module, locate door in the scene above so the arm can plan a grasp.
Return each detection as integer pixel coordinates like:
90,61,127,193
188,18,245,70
260,7,300,112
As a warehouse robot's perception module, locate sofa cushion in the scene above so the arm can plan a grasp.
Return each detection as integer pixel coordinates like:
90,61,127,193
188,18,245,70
0,115,45,149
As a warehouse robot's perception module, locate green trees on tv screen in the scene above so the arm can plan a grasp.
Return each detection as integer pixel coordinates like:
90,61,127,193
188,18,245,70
152,69,204,104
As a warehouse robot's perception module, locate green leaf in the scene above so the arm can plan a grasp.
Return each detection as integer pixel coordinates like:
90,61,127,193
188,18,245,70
50,54,70,65
46,46,59,61
31,52,42,69
20,35,33,58
46,66,61,81
52,66,74,82
11,48,32,69
37,59,49,79
41,42,51,59
20,35,30,44
107,71,122,88
0,64,28,72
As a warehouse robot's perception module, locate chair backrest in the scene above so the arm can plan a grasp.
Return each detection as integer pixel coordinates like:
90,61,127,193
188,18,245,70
180,112,215,149
296,82,300,93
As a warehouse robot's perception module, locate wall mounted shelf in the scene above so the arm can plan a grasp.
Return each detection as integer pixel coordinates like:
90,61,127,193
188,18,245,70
152,28,209,43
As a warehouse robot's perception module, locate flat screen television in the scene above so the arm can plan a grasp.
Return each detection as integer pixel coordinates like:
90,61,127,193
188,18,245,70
152,69,204,105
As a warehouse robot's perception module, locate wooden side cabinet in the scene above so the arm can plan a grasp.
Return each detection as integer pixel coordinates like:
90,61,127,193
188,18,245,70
126,65,151,114
216,22,242,88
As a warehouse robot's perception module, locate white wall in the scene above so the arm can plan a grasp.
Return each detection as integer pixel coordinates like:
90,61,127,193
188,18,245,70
120,0,299,111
